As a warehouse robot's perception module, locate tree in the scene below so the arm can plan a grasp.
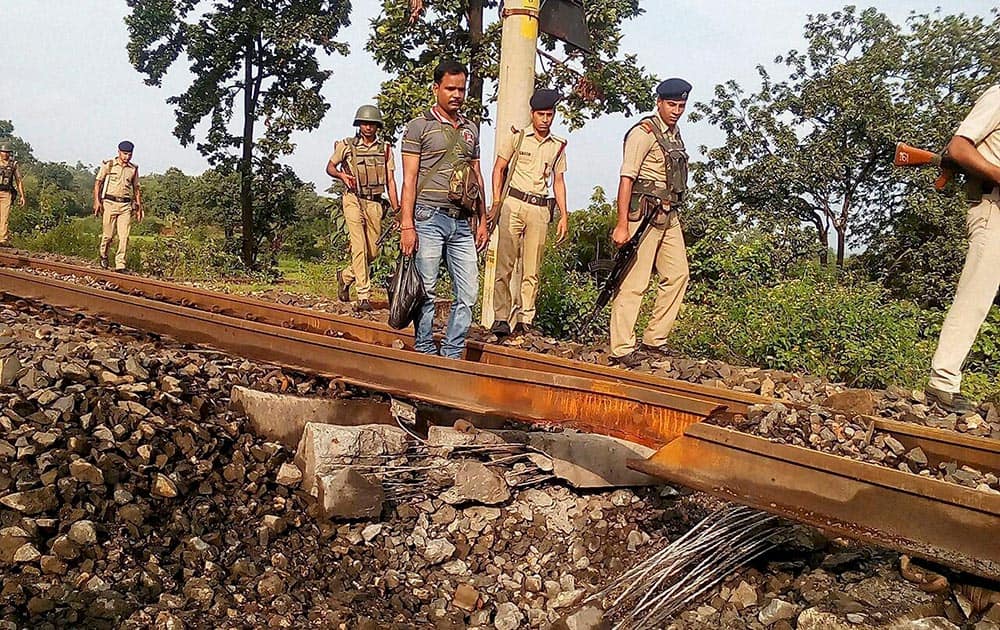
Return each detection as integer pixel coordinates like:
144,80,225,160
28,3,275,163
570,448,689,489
689,7,999,268
366,0,657,137
125,0,351,268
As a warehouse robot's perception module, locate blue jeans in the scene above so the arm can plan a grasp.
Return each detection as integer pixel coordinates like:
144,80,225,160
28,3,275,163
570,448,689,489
413,205,479,358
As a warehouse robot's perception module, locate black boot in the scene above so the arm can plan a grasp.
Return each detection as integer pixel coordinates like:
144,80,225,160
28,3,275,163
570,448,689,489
490,320,511,338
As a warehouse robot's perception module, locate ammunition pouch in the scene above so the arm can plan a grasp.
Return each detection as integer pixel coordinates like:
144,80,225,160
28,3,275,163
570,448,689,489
966,178,998,204
629,180,675,227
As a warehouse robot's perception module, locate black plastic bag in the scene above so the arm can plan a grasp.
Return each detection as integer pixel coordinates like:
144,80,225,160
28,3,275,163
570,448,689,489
387,255,426,330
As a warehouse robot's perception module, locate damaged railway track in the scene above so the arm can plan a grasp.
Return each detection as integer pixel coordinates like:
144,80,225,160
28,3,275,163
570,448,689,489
2,252,999,583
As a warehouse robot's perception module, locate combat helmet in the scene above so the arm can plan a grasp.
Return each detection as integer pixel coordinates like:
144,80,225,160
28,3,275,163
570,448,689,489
0,143,11,154
353,105,384,127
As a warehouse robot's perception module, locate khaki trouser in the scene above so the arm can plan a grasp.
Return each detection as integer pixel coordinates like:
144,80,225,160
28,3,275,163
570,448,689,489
341,192,382,300
100,200,132,270
610,211,689,357
493,196,550,325
0,191,11,242
929,191,1000,393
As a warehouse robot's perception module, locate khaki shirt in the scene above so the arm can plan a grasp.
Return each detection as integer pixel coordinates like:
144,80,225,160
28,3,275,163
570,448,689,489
97,157,139,198
956,84,1000,169
328,138,396,173
620,113,677,183
496,129,567,196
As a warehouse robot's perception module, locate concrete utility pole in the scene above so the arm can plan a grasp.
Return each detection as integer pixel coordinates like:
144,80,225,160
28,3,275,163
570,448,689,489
480,0,540,329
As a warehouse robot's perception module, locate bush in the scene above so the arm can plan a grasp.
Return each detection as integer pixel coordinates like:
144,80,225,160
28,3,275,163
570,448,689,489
140,227,245,280
671,272,935,388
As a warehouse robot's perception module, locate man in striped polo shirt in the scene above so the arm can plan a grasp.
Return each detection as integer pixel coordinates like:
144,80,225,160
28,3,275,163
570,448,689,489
400,60,489,358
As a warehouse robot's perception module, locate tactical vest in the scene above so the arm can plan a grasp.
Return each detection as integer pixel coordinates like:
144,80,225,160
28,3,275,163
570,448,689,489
624,116,689,226
101,159,138,199
345,138,388,197
0,160,16,192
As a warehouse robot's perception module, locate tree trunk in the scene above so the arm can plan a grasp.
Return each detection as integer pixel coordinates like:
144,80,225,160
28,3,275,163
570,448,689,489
467,0,484,130
817,224,829,266
240,39,256,269
836,226,846,268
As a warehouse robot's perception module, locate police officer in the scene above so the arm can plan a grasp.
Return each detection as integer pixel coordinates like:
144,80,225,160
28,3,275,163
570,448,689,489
0,143,26,246
489,88,569,337
327,105,400,312
925,84,1000,413
609,78,692,367
93,140,143,271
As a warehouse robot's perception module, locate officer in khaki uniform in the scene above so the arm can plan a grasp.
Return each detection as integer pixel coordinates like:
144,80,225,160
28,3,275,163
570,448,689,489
327,105,400,311
925,84,1000,413
0,143,26,245
490,88,569,337
93,140,143,271
609,79,692,367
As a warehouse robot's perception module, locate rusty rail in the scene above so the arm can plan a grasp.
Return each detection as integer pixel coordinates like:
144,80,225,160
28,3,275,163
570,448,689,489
3,253,999,579
630,424,1000,579
0,267,715,448
0,252,749,411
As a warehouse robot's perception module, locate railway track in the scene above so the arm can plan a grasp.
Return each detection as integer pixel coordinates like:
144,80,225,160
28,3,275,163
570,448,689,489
1,251,998,580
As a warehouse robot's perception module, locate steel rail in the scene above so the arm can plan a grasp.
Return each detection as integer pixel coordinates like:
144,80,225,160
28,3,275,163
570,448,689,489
0,252,750,410
0,267,717,448
5,253,997,472
629,423,1000,579
4,255,1000,579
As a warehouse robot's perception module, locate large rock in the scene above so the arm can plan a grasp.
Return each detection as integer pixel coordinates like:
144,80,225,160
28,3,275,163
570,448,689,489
0,356,20,386
551,605,609,630
442,461,510,505
231,386,392,448
527,432,659,488
895,619,960,630
823,389,877,416
0,487,58,514
796,608,852,630
316,467,384,520
295,423,409,494
758,598,798,626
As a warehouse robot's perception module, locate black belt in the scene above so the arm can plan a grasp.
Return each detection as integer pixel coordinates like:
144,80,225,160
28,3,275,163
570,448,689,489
351,191,383,202
103,195,132,203
508,187,549,207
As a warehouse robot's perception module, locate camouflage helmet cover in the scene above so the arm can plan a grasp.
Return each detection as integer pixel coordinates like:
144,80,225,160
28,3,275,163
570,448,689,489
353,105,384,127
0,143,11,154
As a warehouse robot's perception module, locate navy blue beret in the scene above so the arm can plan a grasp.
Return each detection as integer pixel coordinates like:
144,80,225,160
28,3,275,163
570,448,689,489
118,140,134,152
530,88,562,111
655,78,692,101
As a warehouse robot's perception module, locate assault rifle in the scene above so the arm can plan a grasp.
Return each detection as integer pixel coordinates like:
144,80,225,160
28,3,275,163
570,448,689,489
577,208,656,334
893,142,961,191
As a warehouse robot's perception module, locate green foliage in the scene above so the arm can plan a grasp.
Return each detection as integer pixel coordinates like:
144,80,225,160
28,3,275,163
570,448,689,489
686,222,824,303
690,7,1000,269
671,272,935,388
125,0,351,268
140,225,245,280
366,0,656,138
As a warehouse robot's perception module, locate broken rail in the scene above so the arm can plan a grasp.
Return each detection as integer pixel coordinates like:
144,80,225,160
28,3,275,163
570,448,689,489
2,255,999,580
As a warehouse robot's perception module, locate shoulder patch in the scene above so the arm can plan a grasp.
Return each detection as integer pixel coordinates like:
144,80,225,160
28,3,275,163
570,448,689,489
639,121,655,134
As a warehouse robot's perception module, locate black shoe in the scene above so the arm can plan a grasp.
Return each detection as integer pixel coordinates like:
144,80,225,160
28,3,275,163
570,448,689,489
354,299,372,312
99,258,109,269
641,343,670,355
514,322,539,336
336,270,352,302
925,386,976,415
490,320,511,337
115,268,129,275
609,350,644,368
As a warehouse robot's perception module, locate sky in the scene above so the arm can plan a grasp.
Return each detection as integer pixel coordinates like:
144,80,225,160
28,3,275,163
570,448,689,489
1,0,994,211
